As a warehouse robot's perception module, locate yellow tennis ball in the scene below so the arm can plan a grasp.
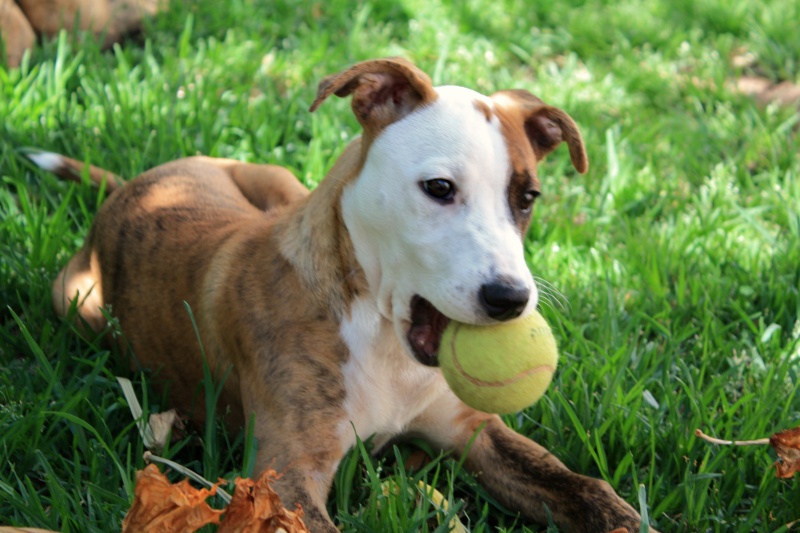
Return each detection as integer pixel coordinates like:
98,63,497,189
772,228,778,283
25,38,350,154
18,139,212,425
439,310,559,414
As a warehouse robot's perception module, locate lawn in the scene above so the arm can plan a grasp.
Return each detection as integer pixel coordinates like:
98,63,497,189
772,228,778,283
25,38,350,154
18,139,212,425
1,0,799,531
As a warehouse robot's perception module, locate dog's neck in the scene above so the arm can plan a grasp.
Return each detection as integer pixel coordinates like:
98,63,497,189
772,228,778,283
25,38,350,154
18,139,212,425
278,139,370,320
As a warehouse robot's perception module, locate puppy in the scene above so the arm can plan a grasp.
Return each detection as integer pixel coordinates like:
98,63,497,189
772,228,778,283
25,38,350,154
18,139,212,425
34,58,653,532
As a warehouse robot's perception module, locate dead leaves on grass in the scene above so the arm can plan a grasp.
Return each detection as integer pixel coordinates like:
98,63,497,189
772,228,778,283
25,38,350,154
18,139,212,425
219,472,309,533
121,464,223,532
121,464,309,533
727,47,800,109
116,379,308,531
696,425,800,479
730,76,800,108
769,426,800,479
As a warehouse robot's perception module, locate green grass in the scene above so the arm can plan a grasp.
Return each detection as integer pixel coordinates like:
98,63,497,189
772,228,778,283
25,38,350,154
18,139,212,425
2,0,799,531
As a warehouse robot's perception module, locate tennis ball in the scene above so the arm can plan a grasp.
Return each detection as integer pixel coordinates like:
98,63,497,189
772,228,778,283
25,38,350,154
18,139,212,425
439,310,558,414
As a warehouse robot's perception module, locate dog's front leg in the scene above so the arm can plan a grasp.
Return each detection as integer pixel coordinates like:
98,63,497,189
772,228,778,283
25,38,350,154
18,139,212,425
240,390,343,532
412,394,651,533
246,428,342,533
462,416,646,532
267,461,340,532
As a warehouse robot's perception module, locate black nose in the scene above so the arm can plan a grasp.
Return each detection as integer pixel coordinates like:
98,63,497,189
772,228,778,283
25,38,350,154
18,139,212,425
480,281,530,321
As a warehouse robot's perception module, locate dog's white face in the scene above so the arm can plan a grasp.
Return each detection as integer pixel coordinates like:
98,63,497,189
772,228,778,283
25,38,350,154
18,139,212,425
342,85,540,366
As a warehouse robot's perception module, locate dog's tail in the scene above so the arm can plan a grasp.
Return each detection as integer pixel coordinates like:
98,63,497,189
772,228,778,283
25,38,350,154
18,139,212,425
23,149,124,194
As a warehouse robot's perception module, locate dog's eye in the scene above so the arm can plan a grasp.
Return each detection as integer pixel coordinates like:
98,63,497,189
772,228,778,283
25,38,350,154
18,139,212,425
520,190,540,213
421,179,455,203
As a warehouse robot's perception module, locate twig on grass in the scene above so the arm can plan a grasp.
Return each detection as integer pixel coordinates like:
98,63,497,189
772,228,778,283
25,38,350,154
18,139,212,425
694,428,770,446
144,450,232,503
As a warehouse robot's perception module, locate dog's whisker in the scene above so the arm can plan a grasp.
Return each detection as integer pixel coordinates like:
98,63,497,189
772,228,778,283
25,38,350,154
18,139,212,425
537,289,561,310
533,277,569,311
533,276,565,298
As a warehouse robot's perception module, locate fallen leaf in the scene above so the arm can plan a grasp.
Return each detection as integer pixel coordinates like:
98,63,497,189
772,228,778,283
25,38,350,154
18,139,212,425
122,462,311,532
730,47,758,69
762,81,800,107
770,426,800,478
148,409,184,452
729,76,800,107
121,464,223,532
219,468,309,533
732,76,772,97
416,480,467,533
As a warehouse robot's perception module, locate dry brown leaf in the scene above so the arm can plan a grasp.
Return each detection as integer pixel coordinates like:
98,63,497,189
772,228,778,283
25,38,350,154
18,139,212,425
148,409,184,453
122,463,309,533
121,464,223,532
729,76,800,107
770,426,800,479
219,468,309,533
732,76,772,97
762,81,800,107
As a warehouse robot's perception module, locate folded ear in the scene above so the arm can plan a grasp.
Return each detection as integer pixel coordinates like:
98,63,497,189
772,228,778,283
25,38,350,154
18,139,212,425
309,57,437,134
492,89,588,174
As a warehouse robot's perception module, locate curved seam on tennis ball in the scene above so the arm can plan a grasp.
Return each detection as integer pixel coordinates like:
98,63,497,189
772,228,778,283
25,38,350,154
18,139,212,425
449,322,555,388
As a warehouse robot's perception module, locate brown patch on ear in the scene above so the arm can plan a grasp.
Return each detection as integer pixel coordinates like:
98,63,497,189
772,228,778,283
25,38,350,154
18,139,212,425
525,107,588,174
309,58,437,136
492,89,588,174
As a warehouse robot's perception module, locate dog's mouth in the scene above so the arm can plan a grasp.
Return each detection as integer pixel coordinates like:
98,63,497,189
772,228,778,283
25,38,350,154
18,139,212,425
407,296,450,367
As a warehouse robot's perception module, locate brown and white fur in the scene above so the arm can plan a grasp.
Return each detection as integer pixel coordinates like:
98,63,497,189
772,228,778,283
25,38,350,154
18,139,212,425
32,58,654,532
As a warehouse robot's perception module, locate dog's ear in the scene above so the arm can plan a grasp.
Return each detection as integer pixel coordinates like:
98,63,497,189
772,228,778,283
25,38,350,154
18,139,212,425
309,57,437,133
492,89,588,174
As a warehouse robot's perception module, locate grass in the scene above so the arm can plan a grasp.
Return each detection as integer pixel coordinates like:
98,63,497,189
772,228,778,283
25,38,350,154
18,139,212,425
1,0,799,531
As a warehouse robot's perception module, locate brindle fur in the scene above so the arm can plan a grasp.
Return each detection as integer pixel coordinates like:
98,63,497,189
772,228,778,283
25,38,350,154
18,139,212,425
47,58,653,532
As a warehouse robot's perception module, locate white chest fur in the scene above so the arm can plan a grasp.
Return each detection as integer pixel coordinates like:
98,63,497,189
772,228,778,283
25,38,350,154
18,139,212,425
337,297,449,450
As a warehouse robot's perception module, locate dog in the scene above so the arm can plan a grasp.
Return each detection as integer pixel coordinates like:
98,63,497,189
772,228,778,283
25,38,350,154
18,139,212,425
31,58,653,532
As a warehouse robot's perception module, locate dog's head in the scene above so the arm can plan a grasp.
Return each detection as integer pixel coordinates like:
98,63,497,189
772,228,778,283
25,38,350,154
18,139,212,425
311,58,587,366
